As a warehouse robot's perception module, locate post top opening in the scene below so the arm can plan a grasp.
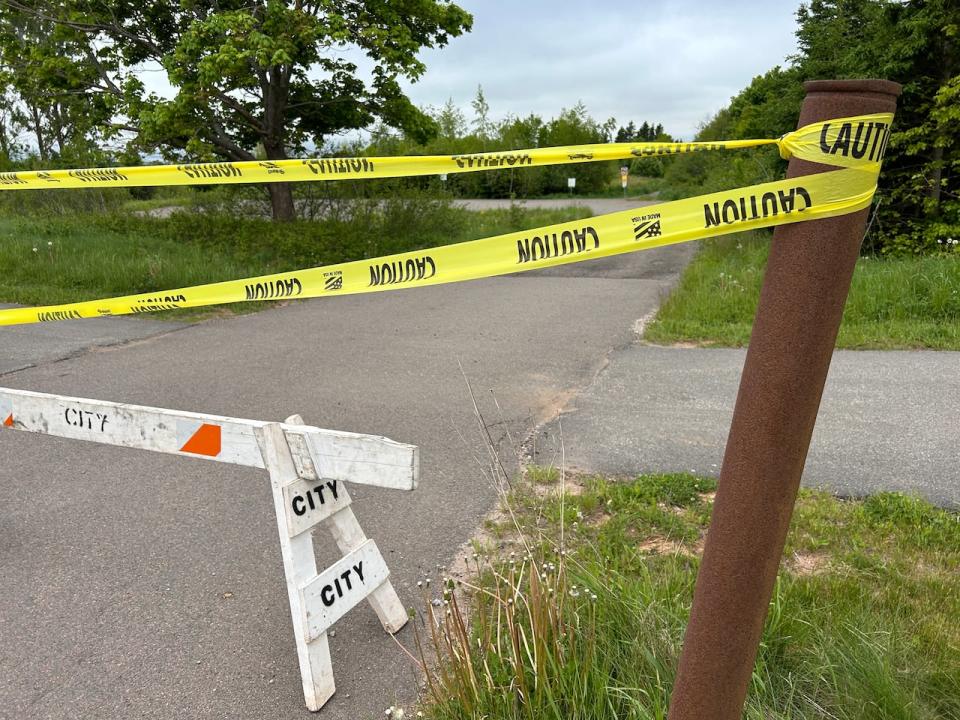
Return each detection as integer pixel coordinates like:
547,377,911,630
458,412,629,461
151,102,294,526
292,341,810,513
803,79,902,98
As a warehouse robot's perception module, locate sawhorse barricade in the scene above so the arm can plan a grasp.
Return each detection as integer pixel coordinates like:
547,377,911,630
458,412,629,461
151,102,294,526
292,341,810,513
0,387,418,711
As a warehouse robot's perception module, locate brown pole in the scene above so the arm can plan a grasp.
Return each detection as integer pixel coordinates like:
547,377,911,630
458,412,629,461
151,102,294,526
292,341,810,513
666,79,901,720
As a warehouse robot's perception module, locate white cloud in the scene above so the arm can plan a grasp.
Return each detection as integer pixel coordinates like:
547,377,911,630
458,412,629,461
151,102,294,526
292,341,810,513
400,0,801,140
138,1,802,143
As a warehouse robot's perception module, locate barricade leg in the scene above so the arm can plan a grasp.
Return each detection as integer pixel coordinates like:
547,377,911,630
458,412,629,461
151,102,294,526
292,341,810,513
257,422,335,711
325,505,408,633
285,414,408,635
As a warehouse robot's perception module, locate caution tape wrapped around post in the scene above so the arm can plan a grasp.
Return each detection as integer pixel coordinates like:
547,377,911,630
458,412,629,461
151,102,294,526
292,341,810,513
0,114,893,327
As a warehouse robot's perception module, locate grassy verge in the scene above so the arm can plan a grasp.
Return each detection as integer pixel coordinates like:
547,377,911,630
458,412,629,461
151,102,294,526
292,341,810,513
531,175,667,200
645,231,960,350
0,201,591,317
413,471,960,720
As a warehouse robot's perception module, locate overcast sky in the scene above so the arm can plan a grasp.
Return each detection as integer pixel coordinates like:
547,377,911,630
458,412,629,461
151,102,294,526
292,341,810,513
138,0,803,145
393,0,803,141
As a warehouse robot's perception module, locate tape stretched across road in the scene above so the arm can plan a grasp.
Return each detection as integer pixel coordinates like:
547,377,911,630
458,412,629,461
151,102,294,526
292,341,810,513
0,113,893,327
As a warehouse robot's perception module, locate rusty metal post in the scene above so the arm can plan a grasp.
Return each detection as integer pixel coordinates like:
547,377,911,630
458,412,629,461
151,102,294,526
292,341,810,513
666,79,901,720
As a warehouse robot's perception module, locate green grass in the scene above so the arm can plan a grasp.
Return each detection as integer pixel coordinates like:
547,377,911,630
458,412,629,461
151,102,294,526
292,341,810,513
0,201,592,317
645,231,960,349
532,175,667,200
415,472,960,720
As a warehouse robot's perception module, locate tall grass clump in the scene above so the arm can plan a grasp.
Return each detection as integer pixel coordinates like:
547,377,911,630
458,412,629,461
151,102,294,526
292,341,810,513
409,464,960,720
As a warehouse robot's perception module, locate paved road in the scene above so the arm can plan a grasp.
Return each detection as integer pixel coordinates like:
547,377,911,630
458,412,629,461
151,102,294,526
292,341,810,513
453,197,655,213
148,197,654,219
0,222,691,718
0,304,185,376
530,345,960,508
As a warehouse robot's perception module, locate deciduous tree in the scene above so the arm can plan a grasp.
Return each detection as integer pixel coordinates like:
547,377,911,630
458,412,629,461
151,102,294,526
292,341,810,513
2,0,472,220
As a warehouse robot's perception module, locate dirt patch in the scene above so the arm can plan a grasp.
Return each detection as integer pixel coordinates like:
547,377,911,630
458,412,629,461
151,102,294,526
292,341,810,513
637,536,704,558
787,551,829,576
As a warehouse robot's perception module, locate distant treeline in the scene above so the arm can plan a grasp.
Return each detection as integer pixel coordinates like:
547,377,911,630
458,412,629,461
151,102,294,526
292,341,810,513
359,90,674,197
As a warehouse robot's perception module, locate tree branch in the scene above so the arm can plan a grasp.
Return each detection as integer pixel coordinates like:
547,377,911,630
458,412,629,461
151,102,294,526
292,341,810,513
205,118,254,161
210,88,266,134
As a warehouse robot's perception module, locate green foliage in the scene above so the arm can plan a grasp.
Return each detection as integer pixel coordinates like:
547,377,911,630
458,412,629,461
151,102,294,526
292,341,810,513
0,0,473,220
0,10,115,164
858,492,960,550
0,199,591,311
664,1,960,255
368,98,627,197
798,0,960,255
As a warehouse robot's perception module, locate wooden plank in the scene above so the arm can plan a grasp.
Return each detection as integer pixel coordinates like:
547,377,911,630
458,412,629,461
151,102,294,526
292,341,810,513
257,423,337,711
304,430,419,491
287,413,408,635
0,387,418,490
282,477,352,538
299,539,391,642
326,506,409,635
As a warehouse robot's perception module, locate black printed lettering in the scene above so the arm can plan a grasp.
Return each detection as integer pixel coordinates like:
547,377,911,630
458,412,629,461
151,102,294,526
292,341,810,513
631,142,726,158
303,158,375,175
176,163,242,180
315,561,368,611
368,255,436,286
0,172,26,185
63,407,110,432
38,310,83,322
321,585,336,606
244,278,303,300
516,226,600,264
704,185,811,229
67,168,128,183
830,123,852,156
452,152,533,169
289,480,342,520
851,122,873,159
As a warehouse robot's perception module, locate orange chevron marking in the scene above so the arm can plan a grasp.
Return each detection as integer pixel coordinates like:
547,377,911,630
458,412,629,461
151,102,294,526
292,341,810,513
3,414,13,427
180,423,221,457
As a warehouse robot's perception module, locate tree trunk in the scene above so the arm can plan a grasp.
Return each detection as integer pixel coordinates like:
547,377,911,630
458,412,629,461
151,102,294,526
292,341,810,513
264,143,295,221
0,117,9,160
30,105,47,163
268,182,296,222
928,34,954,216
927,144,943,211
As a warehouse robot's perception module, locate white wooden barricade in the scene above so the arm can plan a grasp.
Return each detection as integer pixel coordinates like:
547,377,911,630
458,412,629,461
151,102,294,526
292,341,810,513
0,387,417,712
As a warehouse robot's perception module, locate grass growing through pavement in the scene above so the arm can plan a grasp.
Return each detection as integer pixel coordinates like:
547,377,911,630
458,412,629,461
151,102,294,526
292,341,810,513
645,231,960,349
0,203,591,315
414,471,960,720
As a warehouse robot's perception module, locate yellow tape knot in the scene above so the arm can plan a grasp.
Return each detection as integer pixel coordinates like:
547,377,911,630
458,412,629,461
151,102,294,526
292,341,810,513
776,133,794,161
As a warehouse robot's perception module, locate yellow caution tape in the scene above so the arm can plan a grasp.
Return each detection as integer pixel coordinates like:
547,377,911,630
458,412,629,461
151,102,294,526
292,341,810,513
0,114,891,190
0,114,892,326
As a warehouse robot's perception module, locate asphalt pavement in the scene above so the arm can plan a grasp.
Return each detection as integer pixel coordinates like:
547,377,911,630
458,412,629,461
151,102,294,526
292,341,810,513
530,345,960,508
0,304,185,376
0,204,692,720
